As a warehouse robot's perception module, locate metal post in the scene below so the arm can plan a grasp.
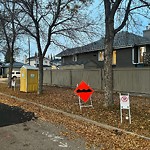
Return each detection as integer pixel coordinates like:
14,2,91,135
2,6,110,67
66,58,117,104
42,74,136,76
77,84,82,110
120,107,122,123
78,97,82,110
11,78,16,91
28,37,30,65
129,107,131,124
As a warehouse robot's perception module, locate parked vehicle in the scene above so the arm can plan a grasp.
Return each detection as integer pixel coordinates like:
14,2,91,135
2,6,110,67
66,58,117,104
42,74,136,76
7,71,21,78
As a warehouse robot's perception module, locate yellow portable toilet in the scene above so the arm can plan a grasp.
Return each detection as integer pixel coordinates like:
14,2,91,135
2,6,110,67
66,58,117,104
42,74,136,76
20,65,38,92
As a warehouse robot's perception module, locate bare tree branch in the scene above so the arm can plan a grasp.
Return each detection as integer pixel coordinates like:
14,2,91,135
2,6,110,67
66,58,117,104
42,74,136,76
114,0,132,34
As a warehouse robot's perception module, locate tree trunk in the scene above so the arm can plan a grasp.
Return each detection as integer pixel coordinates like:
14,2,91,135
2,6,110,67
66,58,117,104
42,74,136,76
103,21,114,107
8,52,13,88
38,55,43,94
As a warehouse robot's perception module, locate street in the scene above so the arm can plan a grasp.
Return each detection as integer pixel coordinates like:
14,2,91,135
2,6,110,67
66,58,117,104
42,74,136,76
0,103,93,150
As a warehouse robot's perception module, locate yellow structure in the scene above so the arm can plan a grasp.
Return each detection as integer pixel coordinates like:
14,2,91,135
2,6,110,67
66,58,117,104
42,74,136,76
20,65,38,92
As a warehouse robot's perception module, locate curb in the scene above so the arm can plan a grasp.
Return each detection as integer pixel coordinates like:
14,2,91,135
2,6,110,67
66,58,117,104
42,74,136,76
0,92,150,140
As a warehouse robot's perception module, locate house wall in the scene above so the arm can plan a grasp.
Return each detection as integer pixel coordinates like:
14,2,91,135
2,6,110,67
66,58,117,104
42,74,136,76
3,68,20,74
43,58,51,66
61,64,84,70
146,45,150,52
84,61,99,69
77,51,97,63
116,47,134,67
62,51,104,68
143,28,150,40
62,56,72,65
28,60,36,67
62,45,150,69
26,58,51,67
78,52,104,68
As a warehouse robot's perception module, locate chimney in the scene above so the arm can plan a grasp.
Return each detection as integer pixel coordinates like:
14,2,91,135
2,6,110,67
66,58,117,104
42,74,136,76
143,24,150,40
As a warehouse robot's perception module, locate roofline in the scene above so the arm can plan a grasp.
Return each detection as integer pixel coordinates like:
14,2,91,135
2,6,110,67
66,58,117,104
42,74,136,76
57,43,150,57
26,57,51,60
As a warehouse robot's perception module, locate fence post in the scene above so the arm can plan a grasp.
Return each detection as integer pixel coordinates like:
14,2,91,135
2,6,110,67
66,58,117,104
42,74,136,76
50,70,52,85
70,70,72,87
101,68,104,90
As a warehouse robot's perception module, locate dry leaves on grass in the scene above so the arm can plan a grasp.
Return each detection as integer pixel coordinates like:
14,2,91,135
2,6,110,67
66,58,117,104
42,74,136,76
0,83,149,138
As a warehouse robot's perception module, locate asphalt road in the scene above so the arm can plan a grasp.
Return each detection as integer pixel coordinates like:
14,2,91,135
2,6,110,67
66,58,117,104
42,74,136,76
0,103,95,150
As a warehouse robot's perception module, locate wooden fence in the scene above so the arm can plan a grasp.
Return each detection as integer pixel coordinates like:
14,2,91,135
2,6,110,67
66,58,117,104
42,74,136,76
43,68,150,94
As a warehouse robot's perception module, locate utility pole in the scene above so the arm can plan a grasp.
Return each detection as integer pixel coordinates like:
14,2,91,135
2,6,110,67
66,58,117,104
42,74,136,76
28,37,30,65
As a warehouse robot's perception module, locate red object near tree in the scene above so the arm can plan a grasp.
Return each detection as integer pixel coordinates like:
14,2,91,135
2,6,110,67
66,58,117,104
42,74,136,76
74,81,94,103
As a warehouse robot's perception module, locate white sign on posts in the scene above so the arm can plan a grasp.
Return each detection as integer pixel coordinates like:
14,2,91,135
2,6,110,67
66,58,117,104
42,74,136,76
120,93,131,124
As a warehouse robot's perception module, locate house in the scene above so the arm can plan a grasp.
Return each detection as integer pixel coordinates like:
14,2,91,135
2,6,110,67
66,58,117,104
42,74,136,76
50,58,61,69
1,62,26,77
57,26,150,69
24,55,51,70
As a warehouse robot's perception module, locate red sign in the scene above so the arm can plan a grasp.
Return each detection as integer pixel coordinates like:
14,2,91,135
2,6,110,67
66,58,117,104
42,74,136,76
120,94,130,109
121,96,128,102
74,81,94,103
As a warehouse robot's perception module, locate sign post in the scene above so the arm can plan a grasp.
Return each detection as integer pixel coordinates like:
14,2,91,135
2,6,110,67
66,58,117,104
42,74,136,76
74,81,94,110
120,93,131,124
11,77,16,91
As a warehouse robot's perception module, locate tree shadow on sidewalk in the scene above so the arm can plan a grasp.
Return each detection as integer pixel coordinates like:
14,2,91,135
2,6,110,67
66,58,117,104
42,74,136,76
0,103,36,127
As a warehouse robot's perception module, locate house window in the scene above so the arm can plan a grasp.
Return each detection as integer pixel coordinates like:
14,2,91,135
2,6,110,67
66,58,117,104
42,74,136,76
45,60,47,64
112,50,116,65
132,46,146,64
98,51,104,61
72,55,77,62
138,47,146,63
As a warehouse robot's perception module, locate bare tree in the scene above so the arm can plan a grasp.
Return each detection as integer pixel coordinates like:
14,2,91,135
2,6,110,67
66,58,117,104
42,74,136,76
103,0,150,107
0,27,6,56
0,0,23,87
14,0,98,94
